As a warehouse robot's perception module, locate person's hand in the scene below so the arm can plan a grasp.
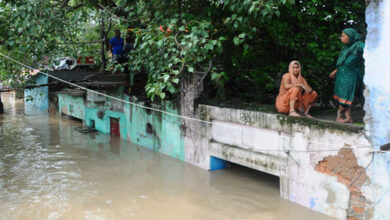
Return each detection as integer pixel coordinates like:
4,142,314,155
299,84,306,91
330,70,336,79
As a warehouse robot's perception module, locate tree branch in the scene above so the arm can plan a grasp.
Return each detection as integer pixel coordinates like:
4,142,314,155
197,60,213,87
69,3,85,11
60,0,70,8
104,18,113,39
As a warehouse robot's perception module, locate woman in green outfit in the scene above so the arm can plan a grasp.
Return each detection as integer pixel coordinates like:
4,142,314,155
330,28,365,123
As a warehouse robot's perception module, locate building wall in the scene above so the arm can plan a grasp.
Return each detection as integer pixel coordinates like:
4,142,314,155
85,107,127,137
37,86,377,219
364,1,390,219
24,75,48,111
58,94,85,120
49,86,378,219
180,74,211,170
192,105,372,220
58,93,185,161
124,97,184,161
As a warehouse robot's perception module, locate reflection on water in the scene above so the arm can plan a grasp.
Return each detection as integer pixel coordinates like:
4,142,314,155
0,94,334,220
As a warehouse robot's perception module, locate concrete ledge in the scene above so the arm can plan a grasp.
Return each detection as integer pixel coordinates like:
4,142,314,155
200,104,364,134
209,141,287,177
276,114,364,133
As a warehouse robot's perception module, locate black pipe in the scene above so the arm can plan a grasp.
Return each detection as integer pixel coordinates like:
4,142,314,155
380,143,390,151
0,97,3,114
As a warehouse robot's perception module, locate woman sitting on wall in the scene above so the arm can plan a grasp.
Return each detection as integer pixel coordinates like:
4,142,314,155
330,28,365,123
276,61,318,118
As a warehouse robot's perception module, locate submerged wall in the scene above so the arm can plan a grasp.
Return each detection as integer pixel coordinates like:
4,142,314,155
58,94,85,120
124,98,184,160
54,85,377,219
24,75,48,110
186,105,372,220
57,91,184,161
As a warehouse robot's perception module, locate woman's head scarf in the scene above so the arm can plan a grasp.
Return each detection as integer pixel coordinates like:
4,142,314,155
336,28,364,66
288,60,304,84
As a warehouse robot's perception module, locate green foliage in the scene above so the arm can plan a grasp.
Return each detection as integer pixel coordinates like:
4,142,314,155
128,19,224,100
212,0,365,104
0,0,366,105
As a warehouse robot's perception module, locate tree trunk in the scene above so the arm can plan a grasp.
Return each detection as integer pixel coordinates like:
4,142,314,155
100,15,107,72
178,0,182,18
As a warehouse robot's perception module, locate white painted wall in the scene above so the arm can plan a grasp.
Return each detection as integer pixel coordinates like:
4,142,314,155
181,2,390,218
364,1,390,219
195,105,372,219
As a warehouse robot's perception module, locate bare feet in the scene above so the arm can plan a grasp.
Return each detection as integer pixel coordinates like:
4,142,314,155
339,118,353,123
337,107,352,123
289,111,301,117
336,109,344,122
303,113,313,118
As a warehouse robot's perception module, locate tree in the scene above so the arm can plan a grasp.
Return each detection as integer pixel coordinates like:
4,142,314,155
0,0,366,105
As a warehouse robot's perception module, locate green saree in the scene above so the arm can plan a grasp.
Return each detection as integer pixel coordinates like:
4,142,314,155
334,28,365,106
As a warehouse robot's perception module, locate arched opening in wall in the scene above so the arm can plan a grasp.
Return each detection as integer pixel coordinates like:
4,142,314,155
210,156,280,195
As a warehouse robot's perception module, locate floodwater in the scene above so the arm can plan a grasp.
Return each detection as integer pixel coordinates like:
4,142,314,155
0,93,334,220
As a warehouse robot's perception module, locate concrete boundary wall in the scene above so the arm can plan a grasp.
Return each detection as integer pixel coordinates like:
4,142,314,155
54,88,376,219
187,105,373,219
27,84,378,219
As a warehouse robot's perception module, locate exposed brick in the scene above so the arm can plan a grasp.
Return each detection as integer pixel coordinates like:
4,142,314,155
315,148,372,220
353,206,364,214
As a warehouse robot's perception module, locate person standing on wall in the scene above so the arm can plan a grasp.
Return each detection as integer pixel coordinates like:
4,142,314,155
330,28,365,123
109,29,124,62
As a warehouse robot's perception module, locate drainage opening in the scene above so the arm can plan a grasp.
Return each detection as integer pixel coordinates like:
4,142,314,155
210,156,280,191
146,123,153,134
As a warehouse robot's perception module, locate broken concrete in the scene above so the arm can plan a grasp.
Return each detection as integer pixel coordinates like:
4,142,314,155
315,148,372,219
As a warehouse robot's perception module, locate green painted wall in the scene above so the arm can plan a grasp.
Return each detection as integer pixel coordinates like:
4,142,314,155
160,102,185,160
124,97,185,161
57,92,184,162
24,75,49,111
85,104,127,140
58,94,85,120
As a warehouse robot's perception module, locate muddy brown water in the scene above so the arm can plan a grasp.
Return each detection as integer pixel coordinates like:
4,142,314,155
0,93,334,220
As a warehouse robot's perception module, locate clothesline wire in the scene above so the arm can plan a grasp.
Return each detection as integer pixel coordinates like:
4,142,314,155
0,52,386,153
3,52,390,211
2,6,390,210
